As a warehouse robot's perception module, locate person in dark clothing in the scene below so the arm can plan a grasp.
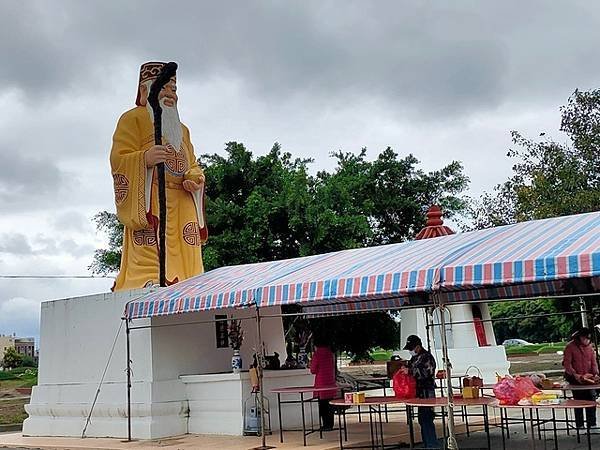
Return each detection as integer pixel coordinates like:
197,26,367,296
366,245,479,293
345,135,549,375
562,327,599,429
402,335,439,449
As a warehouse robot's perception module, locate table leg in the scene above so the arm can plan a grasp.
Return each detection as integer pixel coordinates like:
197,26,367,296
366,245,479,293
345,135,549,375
378,404,384,450
369,405,375,450
382,381,389,423
500,408,506,450
586,422,591,450
506,408,511,440
277,393,283,443
551,408,558,450
535,409,541,440
356,382,362,423
343,408,348,441
337,408,344,450
301,392,307,447
318,399,323,439
441,406,447,443
522,408,527,434
408,405,415,450
529,410,536,450
484,405,491,450
464,405,470,437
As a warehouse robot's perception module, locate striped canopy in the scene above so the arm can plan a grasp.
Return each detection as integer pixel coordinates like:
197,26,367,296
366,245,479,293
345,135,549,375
126,211,600,319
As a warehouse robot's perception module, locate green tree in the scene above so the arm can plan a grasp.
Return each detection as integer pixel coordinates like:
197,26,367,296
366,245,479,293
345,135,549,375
88,211,123,275
489,299,579,344
20,355,37,368
2,348,23,370
471,88,600,229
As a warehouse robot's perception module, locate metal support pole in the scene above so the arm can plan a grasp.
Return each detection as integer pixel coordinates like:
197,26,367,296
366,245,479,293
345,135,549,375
254,304,274,449
425,307,433,351
437,296,459,450
580,297,589,328
125,318,132,442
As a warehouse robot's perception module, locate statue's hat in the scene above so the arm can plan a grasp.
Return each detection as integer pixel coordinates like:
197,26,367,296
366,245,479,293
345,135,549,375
135,61,166,106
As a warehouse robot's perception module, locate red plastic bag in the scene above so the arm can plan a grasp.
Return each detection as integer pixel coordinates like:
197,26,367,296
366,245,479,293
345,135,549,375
514,376,540,399
393,371,417,399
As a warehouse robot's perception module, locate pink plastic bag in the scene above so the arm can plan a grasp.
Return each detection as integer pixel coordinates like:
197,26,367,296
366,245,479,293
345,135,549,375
493,376,540,405
493,378,520,405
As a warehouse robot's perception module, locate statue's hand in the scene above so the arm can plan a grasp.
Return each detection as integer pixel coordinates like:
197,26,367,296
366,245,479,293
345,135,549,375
183,179,203,192
145,145,168,167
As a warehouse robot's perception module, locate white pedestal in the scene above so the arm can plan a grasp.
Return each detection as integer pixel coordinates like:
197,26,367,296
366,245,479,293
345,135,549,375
181,369,314,435
23,290,287,439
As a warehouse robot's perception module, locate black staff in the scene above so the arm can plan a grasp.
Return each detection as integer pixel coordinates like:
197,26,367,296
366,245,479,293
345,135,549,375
147,61,178,287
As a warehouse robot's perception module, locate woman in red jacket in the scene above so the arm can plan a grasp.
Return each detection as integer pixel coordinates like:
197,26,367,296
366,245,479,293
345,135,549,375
310,333,337,430
563,327,599,429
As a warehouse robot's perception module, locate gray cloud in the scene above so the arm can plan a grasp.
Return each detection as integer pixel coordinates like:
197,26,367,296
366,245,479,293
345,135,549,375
0,233,33,255
2,1,599,119
51,210,93,233
0,232,94,259
0,152,69,211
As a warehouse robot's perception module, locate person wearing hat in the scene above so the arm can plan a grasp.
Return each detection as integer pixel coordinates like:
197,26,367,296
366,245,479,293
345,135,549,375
563,327,599,429
401,334,438,448
110,62,207,291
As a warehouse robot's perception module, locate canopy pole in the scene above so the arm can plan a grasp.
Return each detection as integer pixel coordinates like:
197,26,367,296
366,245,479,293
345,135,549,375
436,295,458,450
425,307,433,351
580,297,589,328
254,303,274,450
125,317,132,442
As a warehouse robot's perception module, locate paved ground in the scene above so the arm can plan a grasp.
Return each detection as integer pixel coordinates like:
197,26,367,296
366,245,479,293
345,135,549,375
2,405,599,449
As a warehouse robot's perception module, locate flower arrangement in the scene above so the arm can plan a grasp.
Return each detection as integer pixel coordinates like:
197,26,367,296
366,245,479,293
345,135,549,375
228,319,244,350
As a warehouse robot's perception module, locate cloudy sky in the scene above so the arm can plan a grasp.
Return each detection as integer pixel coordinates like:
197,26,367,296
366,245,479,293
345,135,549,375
1,0,599,343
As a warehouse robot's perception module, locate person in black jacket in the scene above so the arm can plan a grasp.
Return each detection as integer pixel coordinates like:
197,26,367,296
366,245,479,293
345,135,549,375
402,335,439,448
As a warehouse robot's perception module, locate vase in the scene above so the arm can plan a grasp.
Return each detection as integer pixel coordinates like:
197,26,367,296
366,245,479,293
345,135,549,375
297,347,308,369
232,349,242,374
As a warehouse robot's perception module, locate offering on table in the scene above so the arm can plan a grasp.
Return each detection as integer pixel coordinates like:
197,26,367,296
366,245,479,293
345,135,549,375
352,392,366,403
462,386,480,399
531,392,560,405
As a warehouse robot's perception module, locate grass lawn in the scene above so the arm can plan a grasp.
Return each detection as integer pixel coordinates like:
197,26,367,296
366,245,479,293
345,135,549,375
368,343,567,360
0,398,28,425
370,350,393,361
0,367,37,389
0,367,37,426
504,342,566,355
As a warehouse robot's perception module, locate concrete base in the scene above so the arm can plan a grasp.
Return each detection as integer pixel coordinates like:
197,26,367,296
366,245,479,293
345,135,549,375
23,290,287,439
181,368,314,435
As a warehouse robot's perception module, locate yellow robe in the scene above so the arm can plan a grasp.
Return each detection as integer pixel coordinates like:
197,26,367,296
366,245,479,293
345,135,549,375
110,106,205,291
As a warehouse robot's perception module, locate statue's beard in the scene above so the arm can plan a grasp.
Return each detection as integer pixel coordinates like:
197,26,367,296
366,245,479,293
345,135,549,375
146,99,183,151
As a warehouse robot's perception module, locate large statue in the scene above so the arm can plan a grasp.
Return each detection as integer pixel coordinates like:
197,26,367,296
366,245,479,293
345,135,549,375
110,62,207,291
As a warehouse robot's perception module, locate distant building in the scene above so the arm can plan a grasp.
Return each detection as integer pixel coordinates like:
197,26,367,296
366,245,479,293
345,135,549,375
0,335,15,358
15,337,35,358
